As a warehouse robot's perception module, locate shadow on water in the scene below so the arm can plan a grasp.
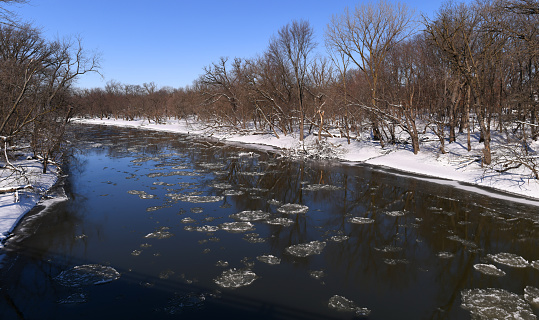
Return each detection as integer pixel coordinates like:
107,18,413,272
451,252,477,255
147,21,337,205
0,124,538,319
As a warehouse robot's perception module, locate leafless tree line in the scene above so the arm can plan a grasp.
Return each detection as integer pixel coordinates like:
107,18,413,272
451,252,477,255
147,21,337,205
0,0,100,174
73,0,538,175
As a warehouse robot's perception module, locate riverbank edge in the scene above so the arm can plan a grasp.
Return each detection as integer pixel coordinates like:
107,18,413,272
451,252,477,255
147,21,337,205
72,117,539,205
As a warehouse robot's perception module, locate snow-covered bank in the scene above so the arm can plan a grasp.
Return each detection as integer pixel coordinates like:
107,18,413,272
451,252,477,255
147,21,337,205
73,117,539,203
0,159,61,248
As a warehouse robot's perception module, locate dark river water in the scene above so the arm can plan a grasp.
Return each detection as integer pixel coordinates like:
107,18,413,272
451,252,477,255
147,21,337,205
1,124,539,320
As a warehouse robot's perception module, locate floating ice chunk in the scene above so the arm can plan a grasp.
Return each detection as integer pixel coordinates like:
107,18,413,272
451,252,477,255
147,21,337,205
277,203,309,215
159,270,175,279
531,260,539,270
162,292,208,314
285,241,326,257
239,171,265,176
214,269,258,289
384,258,409,265
57,292,88,304
181,217,196,224
144,227,174,239
190,207,203,214
447,235,478,249
461,288,536,320
330,235,349,242
195,225,219,232
257,255,281,265
166,193,224,203
219,222,255,233
55,264,120,287
216,260,229,267
127,190,156,199
131,250,142,256
473,264,506,277
487,253,530,268
375,245,403,253
230,210,271,222
153,181,175,186
328,295,371,317
212,183,233,189
243,233,266,243
309,270,325,280
437,251,455,259
266,217,294,227
524,286,539,308
302,184,341,191
349,217,375,224
267,199,282,206
223,189,245,196
198,162,225,170
385,210,405,217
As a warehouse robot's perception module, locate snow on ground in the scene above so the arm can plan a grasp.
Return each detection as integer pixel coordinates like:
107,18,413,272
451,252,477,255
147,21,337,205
2,116,539,248
0,159,60,248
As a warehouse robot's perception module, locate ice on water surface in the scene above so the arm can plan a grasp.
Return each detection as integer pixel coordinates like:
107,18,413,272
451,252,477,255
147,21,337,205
166,193,224,203
524,286,539,308
219,222,255,233
55,264,120,287
487,253,530,268
437,251,455,259
195,225,220,232
302,184,342,191
144,226,174,239
461,288,536,320
256,255,281,265
330,235,350,242
328,295,371,317
285,241,326,258
385,210,406,217
266,217,295,227
57,292,88,304
161,292,209,314
230,210,271,222
222,189,245,196
473,264,506,277
127,190,156,199
214,269,258,289
349,217,375,224
277,203,309,215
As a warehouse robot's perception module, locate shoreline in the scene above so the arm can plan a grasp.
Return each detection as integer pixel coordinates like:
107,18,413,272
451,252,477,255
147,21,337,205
73,117,539,204
2,116,539,248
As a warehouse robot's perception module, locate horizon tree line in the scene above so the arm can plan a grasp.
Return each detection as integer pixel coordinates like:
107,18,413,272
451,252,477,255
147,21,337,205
2,0,537,179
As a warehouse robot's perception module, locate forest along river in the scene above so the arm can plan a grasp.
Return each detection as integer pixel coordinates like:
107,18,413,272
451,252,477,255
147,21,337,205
1,124,539,320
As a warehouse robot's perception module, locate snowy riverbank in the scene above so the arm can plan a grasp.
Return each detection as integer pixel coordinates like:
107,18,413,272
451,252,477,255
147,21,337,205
0,159,63,248
73,117,539,204
1,116,539,248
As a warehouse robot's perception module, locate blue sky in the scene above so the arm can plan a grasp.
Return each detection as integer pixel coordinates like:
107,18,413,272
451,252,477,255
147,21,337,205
7,0,450,89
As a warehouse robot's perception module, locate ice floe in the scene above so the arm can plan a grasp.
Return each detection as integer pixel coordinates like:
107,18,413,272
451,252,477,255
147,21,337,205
349,217,375,224
461,288,536,320
277,203,309,214
256,255,281,265
385,210,406,217
55,264,120,287
127,190,156,199
302,184,342,191
524,286,539,308
219,222,255,233
144,226,174,239
214,269,258,289
487,253,530,268
473,264,506,277
229,210,271,222
266,217,295,227
285,241,326,258
166,193,224,203
328,295,371,317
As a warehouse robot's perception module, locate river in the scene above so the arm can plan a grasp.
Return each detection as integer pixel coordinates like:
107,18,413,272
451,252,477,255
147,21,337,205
1,124,538,319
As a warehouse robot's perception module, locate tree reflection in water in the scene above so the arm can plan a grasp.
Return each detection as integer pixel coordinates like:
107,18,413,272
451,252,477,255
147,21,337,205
0,124,538,320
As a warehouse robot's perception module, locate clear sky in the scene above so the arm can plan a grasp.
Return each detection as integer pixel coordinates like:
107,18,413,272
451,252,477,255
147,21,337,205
6,0,451,90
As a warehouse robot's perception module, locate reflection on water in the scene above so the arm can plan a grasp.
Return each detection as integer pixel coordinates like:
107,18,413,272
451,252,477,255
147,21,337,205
1,124,539,320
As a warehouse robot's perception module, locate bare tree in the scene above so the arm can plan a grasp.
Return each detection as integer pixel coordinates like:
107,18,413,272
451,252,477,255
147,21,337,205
326,0,416,146
269,20,316,142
